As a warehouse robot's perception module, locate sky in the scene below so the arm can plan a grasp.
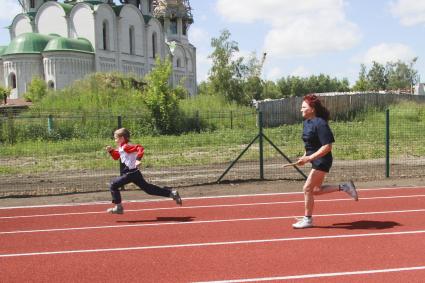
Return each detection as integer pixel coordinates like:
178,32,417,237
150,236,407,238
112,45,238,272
1,0,425,85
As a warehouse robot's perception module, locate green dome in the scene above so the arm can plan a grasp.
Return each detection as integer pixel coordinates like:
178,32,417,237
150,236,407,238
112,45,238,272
43,37,94,53
0,46,7,56
4,33,55,55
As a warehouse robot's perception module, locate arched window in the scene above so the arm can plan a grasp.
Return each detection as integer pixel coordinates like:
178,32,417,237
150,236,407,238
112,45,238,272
48,81,55,89
102,21,109,50
182,20,188,36
170,19,177,34
152,32,157,58
148,0,153,13
9,73,17,89
129,26,135,55
30,0,35,9
176,58,182,68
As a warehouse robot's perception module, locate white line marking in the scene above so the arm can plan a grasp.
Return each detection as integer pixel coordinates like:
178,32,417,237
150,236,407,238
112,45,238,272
2,194,425,220
1,186,423,210
1,229,425,258
1,208,425,235
194,266,425,282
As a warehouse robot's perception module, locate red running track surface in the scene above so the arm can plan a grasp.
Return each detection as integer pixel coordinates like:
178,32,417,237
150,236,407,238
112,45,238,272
1,187,425,282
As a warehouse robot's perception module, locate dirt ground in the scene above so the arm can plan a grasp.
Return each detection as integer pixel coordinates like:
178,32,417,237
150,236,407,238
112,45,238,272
1,176,424,208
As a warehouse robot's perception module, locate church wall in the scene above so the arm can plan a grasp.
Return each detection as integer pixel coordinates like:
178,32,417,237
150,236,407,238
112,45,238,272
2,54,44,99
146,18,166,69
36,3,68,37
94,5,117,51
94,5,119,73
118,6,145,57
43,52,95,90
13,15,33,38
70,4,95,46
0,59,4,87
140,0,151,15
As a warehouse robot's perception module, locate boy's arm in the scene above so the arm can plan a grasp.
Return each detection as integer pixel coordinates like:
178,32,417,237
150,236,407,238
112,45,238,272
106,146,120,160
122,144,145,160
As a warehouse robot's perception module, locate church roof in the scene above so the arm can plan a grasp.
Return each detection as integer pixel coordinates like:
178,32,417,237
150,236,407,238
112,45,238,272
0,46,6,57
44,37,94,54
3,33,55,55
2,33,94,56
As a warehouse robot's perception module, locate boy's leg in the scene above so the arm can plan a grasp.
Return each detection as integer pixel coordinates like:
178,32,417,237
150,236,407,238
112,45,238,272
110,174,132,204
132,171,171,197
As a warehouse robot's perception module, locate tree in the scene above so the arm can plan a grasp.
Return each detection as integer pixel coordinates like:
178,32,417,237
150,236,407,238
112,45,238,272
143,58,182,134
367,61,387,91
353,64,369,91
386,58,419,91
24,77,47,102
208,29,244,103
0,86,11,104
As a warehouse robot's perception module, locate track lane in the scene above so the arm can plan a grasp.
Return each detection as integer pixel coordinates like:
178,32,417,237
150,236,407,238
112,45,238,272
1,192,425,233
1,231,425,282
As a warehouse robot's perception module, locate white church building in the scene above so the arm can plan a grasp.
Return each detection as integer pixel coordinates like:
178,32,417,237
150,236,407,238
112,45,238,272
0,0,197,99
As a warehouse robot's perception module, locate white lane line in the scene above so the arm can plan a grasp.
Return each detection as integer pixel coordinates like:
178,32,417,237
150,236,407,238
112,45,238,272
1,186,424,210
2,194,425,220
1,229,425,258
194,266,425,282
1,208,425,235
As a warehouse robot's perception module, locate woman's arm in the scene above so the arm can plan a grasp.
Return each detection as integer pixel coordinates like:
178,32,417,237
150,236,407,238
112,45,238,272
297,144,332,165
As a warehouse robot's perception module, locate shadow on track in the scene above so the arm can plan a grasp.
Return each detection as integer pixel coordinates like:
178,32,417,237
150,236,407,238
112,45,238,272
116,216,196,223
316,220,402,230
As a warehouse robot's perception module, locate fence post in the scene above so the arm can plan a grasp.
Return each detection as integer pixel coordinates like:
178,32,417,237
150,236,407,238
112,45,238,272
258,111,264,180
385,109,390,178
47,114,53,134
117,115,125,190
7,110,15,144
195,110,200,133
230,110,233,129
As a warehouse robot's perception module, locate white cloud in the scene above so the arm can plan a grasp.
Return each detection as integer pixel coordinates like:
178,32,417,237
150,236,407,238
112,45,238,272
189,27,210,48
291,66,311,77
0,0,21,21
361,43,416,64
390,0,425,26
216,0,361,58
266,67,284,81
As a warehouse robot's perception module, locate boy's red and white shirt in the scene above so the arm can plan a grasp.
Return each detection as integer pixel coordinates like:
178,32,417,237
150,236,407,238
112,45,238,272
109,141,144,169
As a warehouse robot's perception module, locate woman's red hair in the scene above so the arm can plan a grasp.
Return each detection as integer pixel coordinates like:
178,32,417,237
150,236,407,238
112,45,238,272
303,94,330,121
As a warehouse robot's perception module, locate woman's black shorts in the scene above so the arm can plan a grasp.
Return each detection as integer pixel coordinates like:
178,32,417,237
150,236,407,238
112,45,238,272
311,158,332,173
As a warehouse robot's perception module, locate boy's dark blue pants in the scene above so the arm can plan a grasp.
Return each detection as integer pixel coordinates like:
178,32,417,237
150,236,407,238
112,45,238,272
110,169,171,204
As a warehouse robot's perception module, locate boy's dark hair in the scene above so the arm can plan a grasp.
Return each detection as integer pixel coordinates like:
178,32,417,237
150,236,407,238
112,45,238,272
114,128,130,141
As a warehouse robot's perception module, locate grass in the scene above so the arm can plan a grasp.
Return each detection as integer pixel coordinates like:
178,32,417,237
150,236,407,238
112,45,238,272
1,101,424,176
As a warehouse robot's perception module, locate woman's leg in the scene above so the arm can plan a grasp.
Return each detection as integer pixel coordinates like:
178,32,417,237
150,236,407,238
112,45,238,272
303,169,329,216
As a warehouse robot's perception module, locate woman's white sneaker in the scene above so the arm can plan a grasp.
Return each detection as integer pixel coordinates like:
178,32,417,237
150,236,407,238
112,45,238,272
340,181,358,201
292,217,313,229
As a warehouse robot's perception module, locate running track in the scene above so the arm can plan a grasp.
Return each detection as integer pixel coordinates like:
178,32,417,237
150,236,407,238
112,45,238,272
1,187,425,282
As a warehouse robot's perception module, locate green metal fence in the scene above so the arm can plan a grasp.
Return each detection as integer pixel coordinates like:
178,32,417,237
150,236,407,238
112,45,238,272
1,100,424,197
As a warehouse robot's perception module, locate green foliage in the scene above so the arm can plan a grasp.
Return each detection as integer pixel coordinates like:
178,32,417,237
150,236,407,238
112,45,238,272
143,58,183,134
277,74,350,97
354,59,419,91
208,29,245,104
0,86,11,97
29,72,147,114
24,77,47,102
352,64,369,91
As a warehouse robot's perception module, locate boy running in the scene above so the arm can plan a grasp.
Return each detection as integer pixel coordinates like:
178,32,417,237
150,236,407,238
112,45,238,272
105,128,182,214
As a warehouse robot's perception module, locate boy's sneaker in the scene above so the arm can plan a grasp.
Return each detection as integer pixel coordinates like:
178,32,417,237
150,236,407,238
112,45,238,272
340,181,359,201
292,217,313,229
171,189,182,206
107,205,124,214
